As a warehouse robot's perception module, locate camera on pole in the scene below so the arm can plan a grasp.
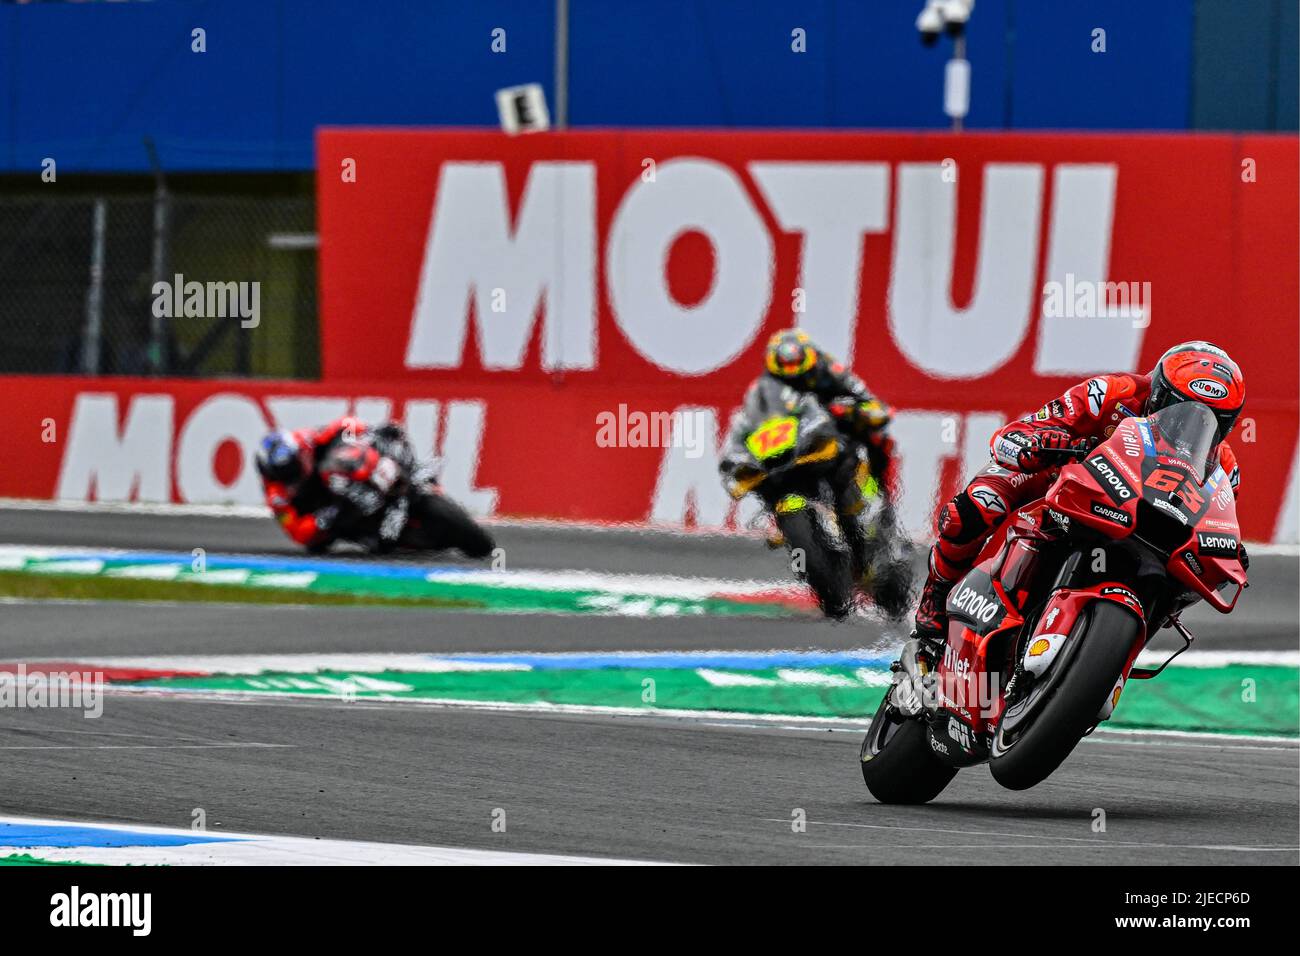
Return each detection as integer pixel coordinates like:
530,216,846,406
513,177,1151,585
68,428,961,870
916,0,974,44
915,1,974,129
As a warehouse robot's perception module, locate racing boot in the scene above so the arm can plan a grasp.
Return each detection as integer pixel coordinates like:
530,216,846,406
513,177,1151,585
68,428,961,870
889,635,937,717
911,570,954,668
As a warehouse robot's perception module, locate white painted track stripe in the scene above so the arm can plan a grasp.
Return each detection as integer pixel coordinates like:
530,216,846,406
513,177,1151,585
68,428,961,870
0,544,803,601
0,815,672,866
43,654,530,675
99,687,1300,748
38,648,1294,674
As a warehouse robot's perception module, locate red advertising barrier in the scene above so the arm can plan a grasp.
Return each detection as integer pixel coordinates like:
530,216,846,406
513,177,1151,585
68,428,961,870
317,130,1296,401
321,128,1297,538
3,366,1295,542
2,131,1296,543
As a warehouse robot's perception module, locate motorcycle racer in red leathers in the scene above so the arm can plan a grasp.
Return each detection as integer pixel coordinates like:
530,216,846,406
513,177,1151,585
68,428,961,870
256,416,495,558
255,416,372,551
910,341,1247,665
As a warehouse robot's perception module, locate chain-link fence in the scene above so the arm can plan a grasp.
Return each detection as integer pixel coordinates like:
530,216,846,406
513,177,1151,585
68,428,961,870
0,194,318,378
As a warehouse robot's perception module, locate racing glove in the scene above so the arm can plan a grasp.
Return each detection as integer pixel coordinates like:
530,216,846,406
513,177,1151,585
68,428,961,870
314,503,340,533
829,397,892,432
996,428,1089,472
375,496,410,553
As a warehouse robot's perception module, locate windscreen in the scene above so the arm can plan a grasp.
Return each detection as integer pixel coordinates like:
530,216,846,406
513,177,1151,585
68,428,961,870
1145,402,1221,484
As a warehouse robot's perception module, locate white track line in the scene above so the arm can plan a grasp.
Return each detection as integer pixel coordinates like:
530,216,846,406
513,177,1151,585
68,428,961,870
0,815,673,866
95,687,1299,748
757,818,1299,852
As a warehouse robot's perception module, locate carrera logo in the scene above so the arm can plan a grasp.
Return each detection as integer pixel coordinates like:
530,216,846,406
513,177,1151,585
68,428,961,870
1183,550,1203,574
949,584,1003,625
1085,454,1134,504
1188,378,1229,401
1196,531,1239,557
1090,501,1131,526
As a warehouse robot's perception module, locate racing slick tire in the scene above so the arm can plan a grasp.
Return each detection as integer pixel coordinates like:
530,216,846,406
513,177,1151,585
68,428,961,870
860,696,959,804
412,491,496,559
989,600,1141,791
777,507,854,619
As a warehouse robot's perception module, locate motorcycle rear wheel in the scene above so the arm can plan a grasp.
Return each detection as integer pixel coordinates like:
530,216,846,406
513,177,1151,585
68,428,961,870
989,600,1141,791
860,695,958,804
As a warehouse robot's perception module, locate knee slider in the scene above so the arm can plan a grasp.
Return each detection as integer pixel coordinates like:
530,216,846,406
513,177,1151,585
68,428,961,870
939,491,991,546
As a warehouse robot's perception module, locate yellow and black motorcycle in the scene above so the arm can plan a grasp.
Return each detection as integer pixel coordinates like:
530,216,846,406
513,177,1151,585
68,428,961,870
721,378,912,619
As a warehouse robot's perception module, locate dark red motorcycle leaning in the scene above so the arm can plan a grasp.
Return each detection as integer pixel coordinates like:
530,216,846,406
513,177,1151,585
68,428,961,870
861,402,1248,801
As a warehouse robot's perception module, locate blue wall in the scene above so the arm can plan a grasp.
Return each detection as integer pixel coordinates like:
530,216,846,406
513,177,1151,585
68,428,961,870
568,0,1193,130
0,0,553,172
0,0,1287,174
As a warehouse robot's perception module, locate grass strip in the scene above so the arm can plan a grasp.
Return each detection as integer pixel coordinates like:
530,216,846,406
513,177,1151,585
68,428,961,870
0,570,481,611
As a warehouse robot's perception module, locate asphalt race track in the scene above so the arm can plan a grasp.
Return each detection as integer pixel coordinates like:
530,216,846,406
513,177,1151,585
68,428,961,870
1,505,1297,865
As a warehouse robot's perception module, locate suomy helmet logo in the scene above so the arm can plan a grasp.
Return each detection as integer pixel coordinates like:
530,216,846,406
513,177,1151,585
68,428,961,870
1188,378,1229,401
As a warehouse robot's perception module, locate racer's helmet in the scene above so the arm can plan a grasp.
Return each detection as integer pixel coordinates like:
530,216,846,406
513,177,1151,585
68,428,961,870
255,431,306,485
1146,341,1245,447
764,328,820,385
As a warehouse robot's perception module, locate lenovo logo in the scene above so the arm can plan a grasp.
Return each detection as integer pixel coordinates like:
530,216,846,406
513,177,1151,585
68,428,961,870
950,584,1002,624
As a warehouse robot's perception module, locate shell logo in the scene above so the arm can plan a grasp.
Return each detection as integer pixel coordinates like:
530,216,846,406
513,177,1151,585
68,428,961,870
1028,638,1051,657
1111,686,1123,708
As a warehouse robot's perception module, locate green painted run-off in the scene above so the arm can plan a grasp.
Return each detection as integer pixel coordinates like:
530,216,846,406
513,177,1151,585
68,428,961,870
129,663,1298,738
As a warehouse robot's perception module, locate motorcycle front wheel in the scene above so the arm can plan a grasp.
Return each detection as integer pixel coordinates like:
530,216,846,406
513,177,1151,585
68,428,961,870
777,507,853,618
989,600,1141,791
410,491,496,559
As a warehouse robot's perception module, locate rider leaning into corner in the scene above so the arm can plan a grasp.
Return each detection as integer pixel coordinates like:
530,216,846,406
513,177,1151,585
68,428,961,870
722,327,899,549
255,416,425,553
903,340,1248,683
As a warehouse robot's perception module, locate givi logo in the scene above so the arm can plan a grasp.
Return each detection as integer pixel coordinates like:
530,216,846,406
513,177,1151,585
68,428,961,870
404,158,1135,379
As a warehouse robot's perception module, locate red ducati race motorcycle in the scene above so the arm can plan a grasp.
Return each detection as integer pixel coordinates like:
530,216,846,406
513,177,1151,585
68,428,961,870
861,402,1248,800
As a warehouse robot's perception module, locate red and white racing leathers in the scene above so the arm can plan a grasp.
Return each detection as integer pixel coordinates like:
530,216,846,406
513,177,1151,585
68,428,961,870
914,372,1242,634
260,416,365,548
